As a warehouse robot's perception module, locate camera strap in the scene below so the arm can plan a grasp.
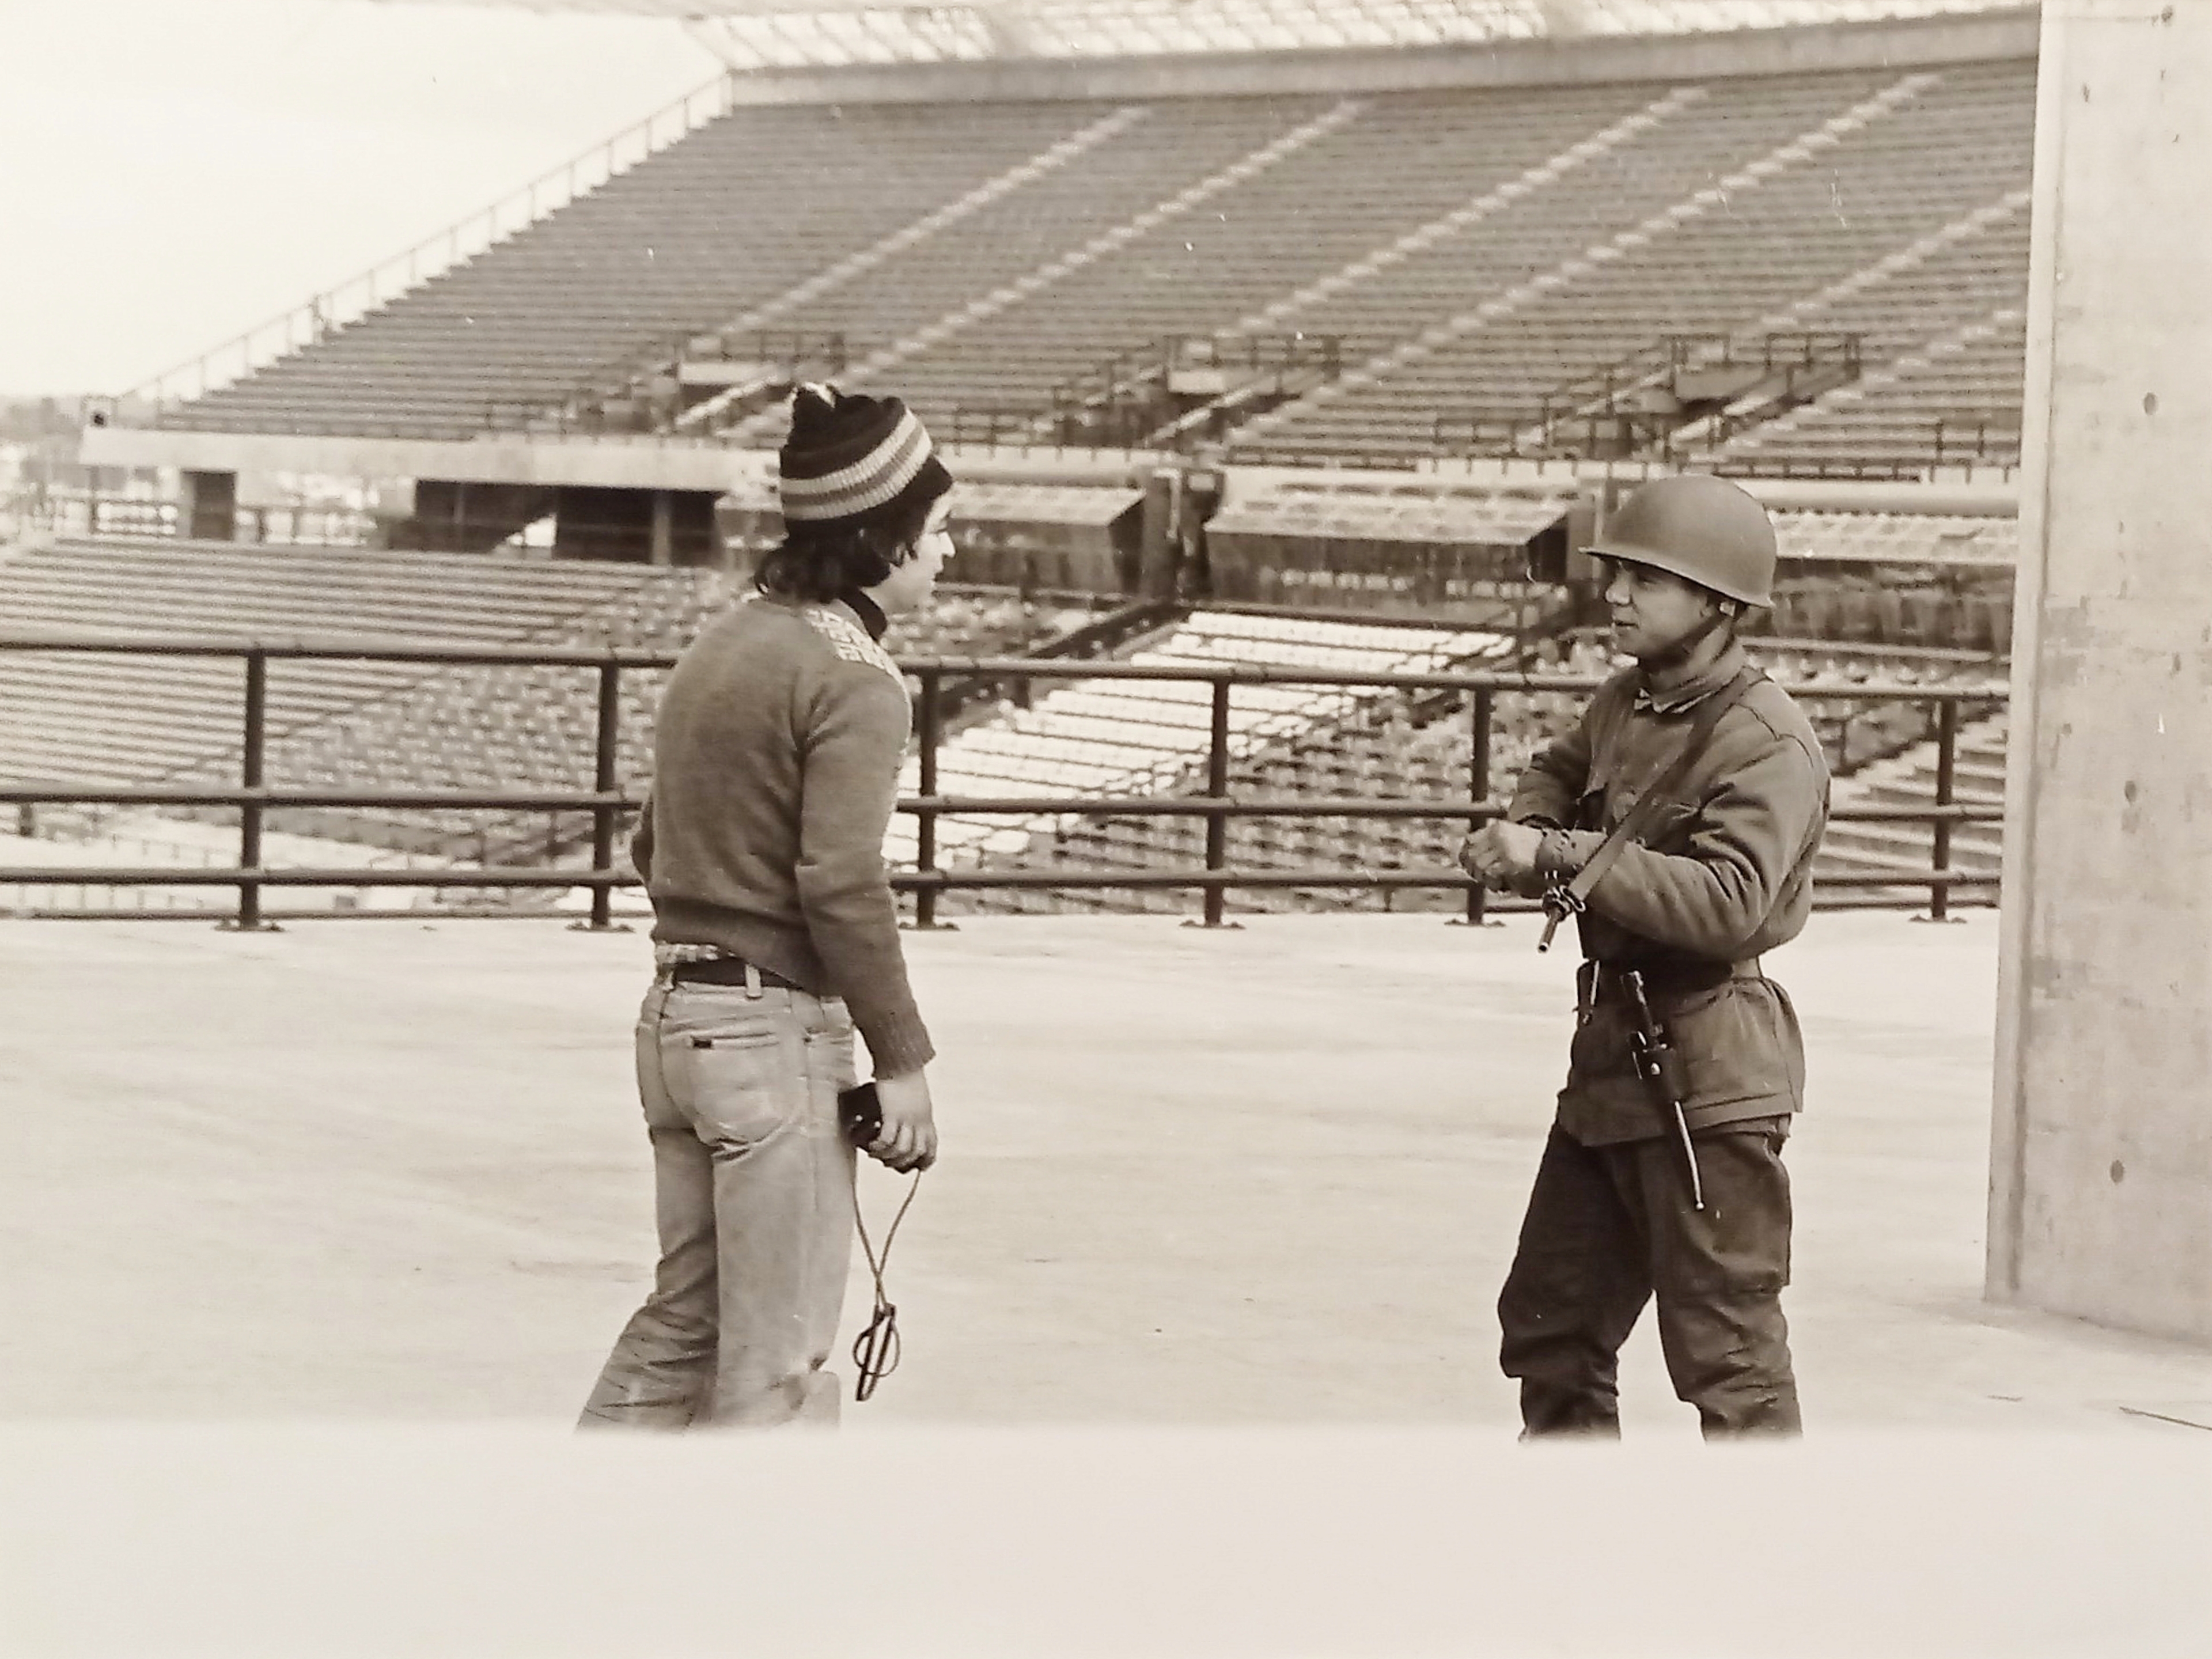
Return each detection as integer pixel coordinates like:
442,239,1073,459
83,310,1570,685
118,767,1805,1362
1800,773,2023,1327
849,1168,921,1402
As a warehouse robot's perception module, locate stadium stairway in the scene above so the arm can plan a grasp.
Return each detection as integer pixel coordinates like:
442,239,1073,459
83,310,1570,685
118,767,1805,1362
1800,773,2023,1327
722,96,1368,446
1816,708,2008,902
1719,305,2028,472
1234,68,1947,458
1232,61,2033,464
670,104,1151,433
168,100,1104,438
136,58,2035,454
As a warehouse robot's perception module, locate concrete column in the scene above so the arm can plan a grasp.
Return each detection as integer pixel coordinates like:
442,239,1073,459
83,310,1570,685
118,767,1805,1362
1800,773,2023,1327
1987,2,2212,1340
181,470,236,541
649,490,673,567
1137,467,1181,599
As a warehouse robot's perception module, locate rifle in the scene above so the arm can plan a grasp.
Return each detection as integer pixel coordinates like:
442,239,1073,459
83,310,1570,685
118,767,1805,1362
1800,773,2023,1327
1621,968,1704,1211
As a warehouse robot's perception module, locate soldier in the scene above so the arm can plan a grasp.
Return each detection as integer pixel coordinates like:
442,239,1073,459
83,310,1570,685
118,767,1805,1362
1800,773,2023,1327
1459,474,1828,1438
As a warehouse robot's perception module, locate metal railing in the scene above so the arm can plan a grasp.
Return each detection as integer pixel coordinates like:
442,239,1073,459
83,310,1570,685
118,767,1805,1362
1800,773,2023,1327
1931,412,2025,469
109,71,742,419
22,491,377,547
0,633,2005,927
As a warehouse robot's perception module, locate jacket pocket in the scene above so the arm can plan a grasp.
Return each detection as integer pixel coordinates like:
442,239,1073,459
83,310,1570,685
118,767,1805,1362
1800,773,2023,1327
1665,978,1804,1113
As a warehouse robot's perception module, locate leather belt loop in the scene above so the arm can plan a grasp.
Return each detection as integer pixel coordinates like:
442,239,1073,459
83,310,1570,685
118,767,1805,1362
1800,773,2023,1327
743,961,763,1001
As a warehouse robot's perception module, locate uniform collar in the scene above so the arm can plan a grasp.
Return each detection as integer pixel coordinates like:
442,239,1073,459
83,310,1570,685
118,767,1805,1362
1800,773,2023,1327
1635,639,1750,715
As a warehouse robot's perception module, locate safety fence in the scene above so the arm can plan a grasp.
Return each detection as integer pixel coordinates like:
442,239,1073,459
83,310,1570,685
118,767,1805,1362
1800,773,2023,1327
0,634,2004,929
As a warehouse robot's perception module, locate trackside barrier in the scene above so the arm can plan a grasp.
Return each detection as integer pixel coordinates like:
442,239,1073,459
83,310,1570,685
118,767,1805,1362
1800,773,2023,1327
0,634,2005,927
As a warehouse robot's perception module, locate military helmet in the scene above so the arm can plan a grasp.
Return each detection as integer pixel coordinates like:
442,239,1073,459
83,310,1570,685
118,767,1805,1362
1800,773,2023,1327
1581,474,1777,608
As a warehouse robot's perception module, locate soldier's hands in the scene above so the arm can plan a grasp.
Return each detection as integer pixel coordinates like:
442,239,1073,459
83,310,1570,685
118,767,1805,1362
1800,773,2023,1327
868,1069,938,1173
1459,819,1547,888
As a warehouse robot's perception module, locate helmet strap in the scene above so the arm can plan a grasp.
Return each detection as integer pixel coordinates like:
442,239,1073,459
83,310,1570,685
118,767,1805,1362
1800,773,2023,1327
1638,597,1736,675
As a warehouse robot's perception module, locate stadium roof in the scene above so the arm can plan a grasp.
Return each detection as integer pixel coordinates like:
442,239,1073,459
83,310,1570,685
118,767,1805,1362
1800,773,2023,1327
405,2,2032,67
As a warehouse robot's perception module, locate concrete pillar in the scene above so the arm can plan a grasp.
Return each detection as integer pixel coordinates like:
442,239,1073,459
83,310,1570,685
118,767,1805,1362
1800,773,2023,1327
181,470,236,541
1137,467,1181,599
1987,2,2212,1341
650,490,673,567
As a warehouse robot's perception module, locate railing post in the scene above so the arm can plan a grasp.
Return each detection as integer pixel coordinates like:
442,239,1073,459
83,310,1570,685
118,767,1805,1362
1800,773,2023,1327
1916,693,1963,923
908,668,955,930
1185,675,1239,929
1452,685,1502,927
221,649,275,931
569,659,630,933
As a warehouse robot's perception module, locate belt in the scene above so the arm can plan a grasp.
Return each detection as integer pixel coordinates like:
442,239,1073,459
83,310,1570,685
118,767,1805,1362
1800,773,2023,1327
1577,955,1760,1015
665,956,802,993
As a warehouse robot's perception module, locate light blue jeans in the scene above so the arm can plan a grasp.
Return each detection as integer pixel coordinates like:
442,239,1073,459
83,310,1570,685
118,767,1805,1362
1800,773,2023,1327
579,975,859,1429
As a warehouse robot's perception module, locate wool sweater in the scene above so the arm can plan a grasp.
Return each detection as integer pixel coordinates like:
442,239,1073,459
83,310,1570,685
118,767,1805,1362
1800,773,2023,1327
631,590,932,1077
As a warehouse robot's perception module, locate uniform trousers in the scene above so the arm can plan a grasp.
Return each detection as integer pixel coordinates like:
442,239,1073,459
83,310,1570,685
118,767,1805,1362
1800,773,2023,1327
1498,1122,1801,1438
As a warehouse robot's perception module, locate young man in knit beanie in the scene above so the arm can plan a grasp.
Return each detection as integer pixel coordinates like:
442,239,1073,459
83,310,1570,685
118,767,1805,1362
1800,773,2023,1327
579,384,953,1429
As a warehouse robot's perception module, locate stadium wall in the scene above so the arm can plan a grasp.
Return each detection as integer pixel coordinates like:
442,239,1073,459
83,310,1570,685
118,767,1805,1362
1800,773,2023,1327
710,8,2037,107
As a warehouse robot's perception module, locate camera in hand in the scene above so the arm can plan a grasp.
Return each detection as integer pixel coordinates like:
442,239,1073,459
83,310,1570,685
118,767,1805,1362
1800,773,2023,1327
838,1081,882,1147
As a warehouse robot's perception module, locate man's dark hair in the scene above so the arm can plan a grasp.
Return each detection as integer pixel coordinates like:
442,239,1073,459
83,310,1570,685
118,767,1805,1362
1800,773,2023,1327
752,490,937,604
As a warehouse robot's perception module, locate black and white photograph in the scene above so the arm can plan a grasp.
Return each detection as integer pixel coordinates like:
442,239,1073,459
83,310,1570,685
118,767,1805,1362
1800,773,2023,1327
2,1,2207,1653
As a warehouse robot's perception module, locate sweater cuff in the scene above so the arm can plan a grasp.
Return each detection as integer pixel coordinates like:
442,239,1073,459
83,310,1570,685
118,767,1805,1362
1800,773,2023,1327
860,1009,936,1080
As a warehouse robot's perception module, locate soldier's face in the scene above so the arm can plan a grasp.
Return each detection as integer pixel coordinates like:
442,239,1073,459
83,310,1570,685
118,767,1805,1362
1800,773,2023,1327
1601,559,1716,661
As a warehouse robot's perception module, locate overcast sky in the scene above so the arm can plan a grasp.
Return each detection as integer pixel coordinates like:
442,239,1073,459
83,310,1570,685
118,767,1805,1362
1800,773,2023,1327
0,0,719,396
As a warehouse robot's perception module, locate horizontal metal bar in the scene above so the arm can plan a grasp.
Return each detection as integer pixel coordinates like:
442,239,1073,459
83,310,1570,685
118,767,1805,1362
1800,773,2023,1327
904,794,1506,819
899,796,2006,824
1825,804,2005,823
1,863,2000,893
888,868,2002,891
0,786,2004,825
0,634,2010,703
0,867,629,888
0,786,631,810
0,634,678,669
1,905,657,924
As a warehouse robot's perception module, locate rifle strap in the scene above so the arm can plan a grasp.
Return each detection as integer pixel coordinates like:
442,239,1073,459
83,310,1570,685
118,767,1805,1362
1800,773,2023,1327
1556,666,1764,912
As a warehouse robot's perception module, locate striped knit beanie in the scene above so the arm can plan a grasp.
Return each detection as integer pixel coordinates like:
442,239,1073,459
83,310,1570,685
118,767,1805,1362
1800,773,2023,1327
778,383,952,535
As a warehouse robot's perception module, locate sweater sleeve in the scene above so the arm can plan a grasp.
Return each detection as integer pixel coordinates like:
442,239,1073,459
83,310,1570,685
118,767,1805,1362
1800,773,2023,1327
793,660,935,1077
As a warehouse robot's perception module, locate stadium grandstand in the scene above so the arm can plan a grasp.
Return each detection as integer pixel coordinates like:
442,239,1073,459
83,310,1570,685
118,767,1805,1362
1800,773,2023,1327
20,13,2212,1597
10,0,2036,920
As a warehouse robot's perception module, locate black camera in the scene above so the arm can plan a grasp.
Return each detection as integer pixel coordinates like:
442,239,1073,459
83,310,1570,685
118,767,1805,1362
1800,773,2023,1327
837,1082,881,1147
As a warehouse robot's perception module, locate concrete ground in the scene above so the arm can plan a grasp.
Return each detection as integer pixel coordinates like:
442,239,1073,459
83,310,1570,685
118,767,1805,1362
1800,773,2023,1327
5,906,2209,1436
7,908,2211,1658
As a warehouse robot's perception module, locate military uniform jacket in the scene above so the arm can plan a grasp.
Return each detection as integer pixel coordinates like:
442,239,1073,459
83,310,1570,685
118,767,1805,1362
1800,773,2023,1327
1507,641,1830,1145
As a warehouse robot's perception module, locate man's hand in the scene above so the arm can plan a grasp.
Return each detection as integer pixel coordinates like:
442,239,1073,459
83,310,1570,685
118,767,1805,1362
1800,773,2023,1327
867,1069,937,1173
1458,819,1548,889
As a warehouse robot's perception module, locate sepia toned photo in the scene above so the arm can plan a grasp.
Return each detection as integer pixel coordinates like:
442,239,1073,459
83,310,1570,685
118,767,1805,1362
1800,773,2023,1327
3,1,2207,1653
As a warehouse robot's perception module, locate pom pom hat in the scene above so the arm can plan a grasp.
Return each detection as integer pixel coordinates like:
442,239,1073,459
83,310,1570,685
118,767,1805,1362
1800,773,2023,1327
778,383,952,535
